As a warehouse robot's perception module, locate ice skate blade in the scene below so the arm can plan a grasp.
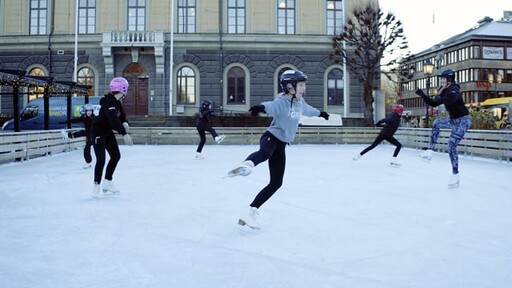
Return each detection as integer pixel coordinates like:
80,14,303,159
238,219,260,230
227,167,249,177
390,163,401,167
448,183,459,189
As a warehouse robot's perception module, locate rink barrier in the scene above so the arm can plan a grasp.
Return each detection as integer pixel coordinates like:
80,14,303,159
0,127,511,164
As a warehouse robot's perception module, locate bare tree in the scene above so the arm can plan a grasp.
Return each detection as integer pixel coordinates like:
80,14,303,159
330,3,410,126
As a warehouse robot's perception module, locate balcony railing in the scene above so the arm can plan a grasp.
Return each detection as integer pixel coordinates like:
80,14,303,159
102,31,164,46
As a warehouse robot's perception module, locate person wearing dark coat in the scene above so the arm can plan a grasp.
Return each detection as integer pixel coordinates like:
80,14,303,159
415,68,471,188
60,104,96,168
353,104,404,166
194,100,225,159
91,77,133,198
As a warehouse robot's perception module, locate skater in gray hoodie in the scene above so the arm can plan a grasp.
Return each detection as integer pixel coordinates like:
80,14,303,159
228,70,330,229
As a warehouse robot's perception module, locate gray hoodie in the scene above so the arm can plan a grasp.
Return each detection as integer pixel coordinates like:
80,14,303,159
262,93,320,143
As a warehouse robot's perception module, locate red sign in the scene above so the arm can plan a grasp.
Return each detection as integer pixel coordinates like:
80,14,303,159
476,82,491,91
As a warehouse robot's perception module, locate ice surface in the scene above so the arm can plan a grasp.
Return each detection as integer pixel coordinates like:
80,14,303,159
1,144,511,288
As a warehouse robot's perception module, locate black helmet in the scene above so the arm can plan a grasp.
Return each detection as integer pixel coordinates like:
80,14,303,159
279,70,308,94
201,100,212,107
440,69,456,82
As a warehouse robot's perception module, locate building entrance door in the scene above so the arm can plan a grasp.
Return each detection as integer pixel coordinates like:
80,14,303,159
123,63,148,115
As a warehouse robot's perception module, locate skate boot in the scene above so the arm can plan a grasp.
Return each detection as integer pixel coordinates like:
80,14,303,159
390,157,401,166
92,183,100,198
102,180,120,194
82,162,92,169
420,149,433,160
448,173,460,188
353,154,361,161
195,152,204,160
227,160,254,177
238,207,261,230
215,135,226,144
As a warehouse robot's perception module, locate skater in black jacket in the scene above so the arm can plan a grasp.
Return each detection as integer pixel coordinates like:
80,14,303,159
91,77,133,198
195,100,225,159
60,104,96,168
353,104,404,165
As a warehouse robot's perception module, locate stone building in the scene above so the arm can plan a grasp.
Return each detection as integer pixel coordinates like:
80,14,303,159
0,0,379,123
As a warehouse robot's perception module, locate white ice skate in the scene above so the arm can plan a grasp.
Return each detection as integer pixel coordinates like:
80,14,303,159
195,152,204,160
420,149,433,160
82,162,92,169
353,154,361,161
238,207,261,230
390,157,401,166
227,160,254,177
92,183,100,198
102,180,120,194
448,174,460,188
215,135,226,144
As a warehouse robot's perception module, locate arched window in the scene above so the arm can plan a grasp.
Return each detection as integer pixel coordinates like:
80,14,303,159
28,67,46,102
177,66,196,104
227,66,245,104
77,67,95,96
327,68,344,106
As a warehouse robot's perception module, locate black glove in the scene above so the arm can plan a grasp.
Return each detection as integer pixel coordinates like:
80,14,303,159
415,89,427,98
249,105,265,116
319,111,330,120
374,122,381,127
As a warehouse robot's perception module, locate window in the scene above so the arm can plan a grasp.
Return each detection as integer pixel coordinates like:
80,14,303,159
30,0,47,35
177,66,196,104
227,67,245,104
28,67,46,102
77,67,95,96
327,68,344,105
326,0,343,35
228,0,245,33
128,0,146,31
78,0,96,34
277,0,295,34
178,0,196,33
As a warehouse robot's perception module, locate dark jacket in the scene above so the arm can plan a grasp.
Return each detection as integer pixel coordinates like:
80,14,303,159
92,94,128,137
376,111,401,137
418,83,469,119
62,115,94,135
196,106,214,128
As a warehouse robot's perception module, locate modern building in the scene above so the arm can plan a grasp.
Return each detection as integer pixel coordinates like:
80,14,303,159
0,0,379,124
398,11,512,123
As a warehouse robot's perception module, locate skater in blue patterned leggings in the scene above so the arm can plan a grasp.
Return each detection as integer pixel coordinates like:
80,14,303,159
415,69,471,188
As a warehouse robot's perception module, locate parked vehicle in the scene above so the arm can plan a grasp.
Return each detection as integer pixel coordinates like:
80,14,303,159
478,97,512,129
2,96,101,130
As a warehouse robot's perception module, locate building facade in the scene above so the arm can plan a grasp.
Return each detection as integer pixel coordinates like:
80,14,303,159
398,12,512,122
0,0,376,121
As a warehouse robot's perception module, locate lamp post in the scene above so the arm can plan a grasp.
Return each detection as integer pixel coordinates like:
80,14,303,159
423,60,434,128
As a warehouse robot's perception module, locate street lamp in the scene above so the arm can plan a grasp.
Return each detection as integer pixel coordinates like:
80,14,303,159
423,60,434,128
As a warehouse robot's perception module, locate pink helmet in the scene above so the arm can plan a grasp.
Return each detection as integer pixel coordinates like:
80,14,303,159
109,77,129,95
393,104,404,115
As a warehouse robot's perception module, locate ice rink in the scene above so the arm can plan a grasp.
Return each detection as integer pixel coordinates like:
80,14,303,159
1,143,511,288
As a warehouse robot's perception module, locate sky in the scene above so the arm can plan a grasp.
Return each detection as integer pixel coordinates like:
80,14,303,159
379,0,511,54
1,143,511,288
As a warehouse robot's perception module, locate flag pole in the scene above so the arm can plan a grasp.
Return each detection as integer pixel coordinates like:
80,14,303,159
169,0,174,116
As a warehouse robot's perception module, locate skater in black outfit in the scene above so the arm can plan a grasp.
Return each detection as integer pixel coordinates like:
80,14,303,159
91,77,133,198
60,104,96,168
353,104,404,165
195,100,225,160
227,70,330,229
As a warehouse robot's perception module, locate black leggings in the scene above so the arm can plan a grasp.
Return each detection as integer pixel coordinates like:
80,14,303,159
196,124,218,153
93,131,121,184
360,134,402,157
246,131,287,208
72,130,93,163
